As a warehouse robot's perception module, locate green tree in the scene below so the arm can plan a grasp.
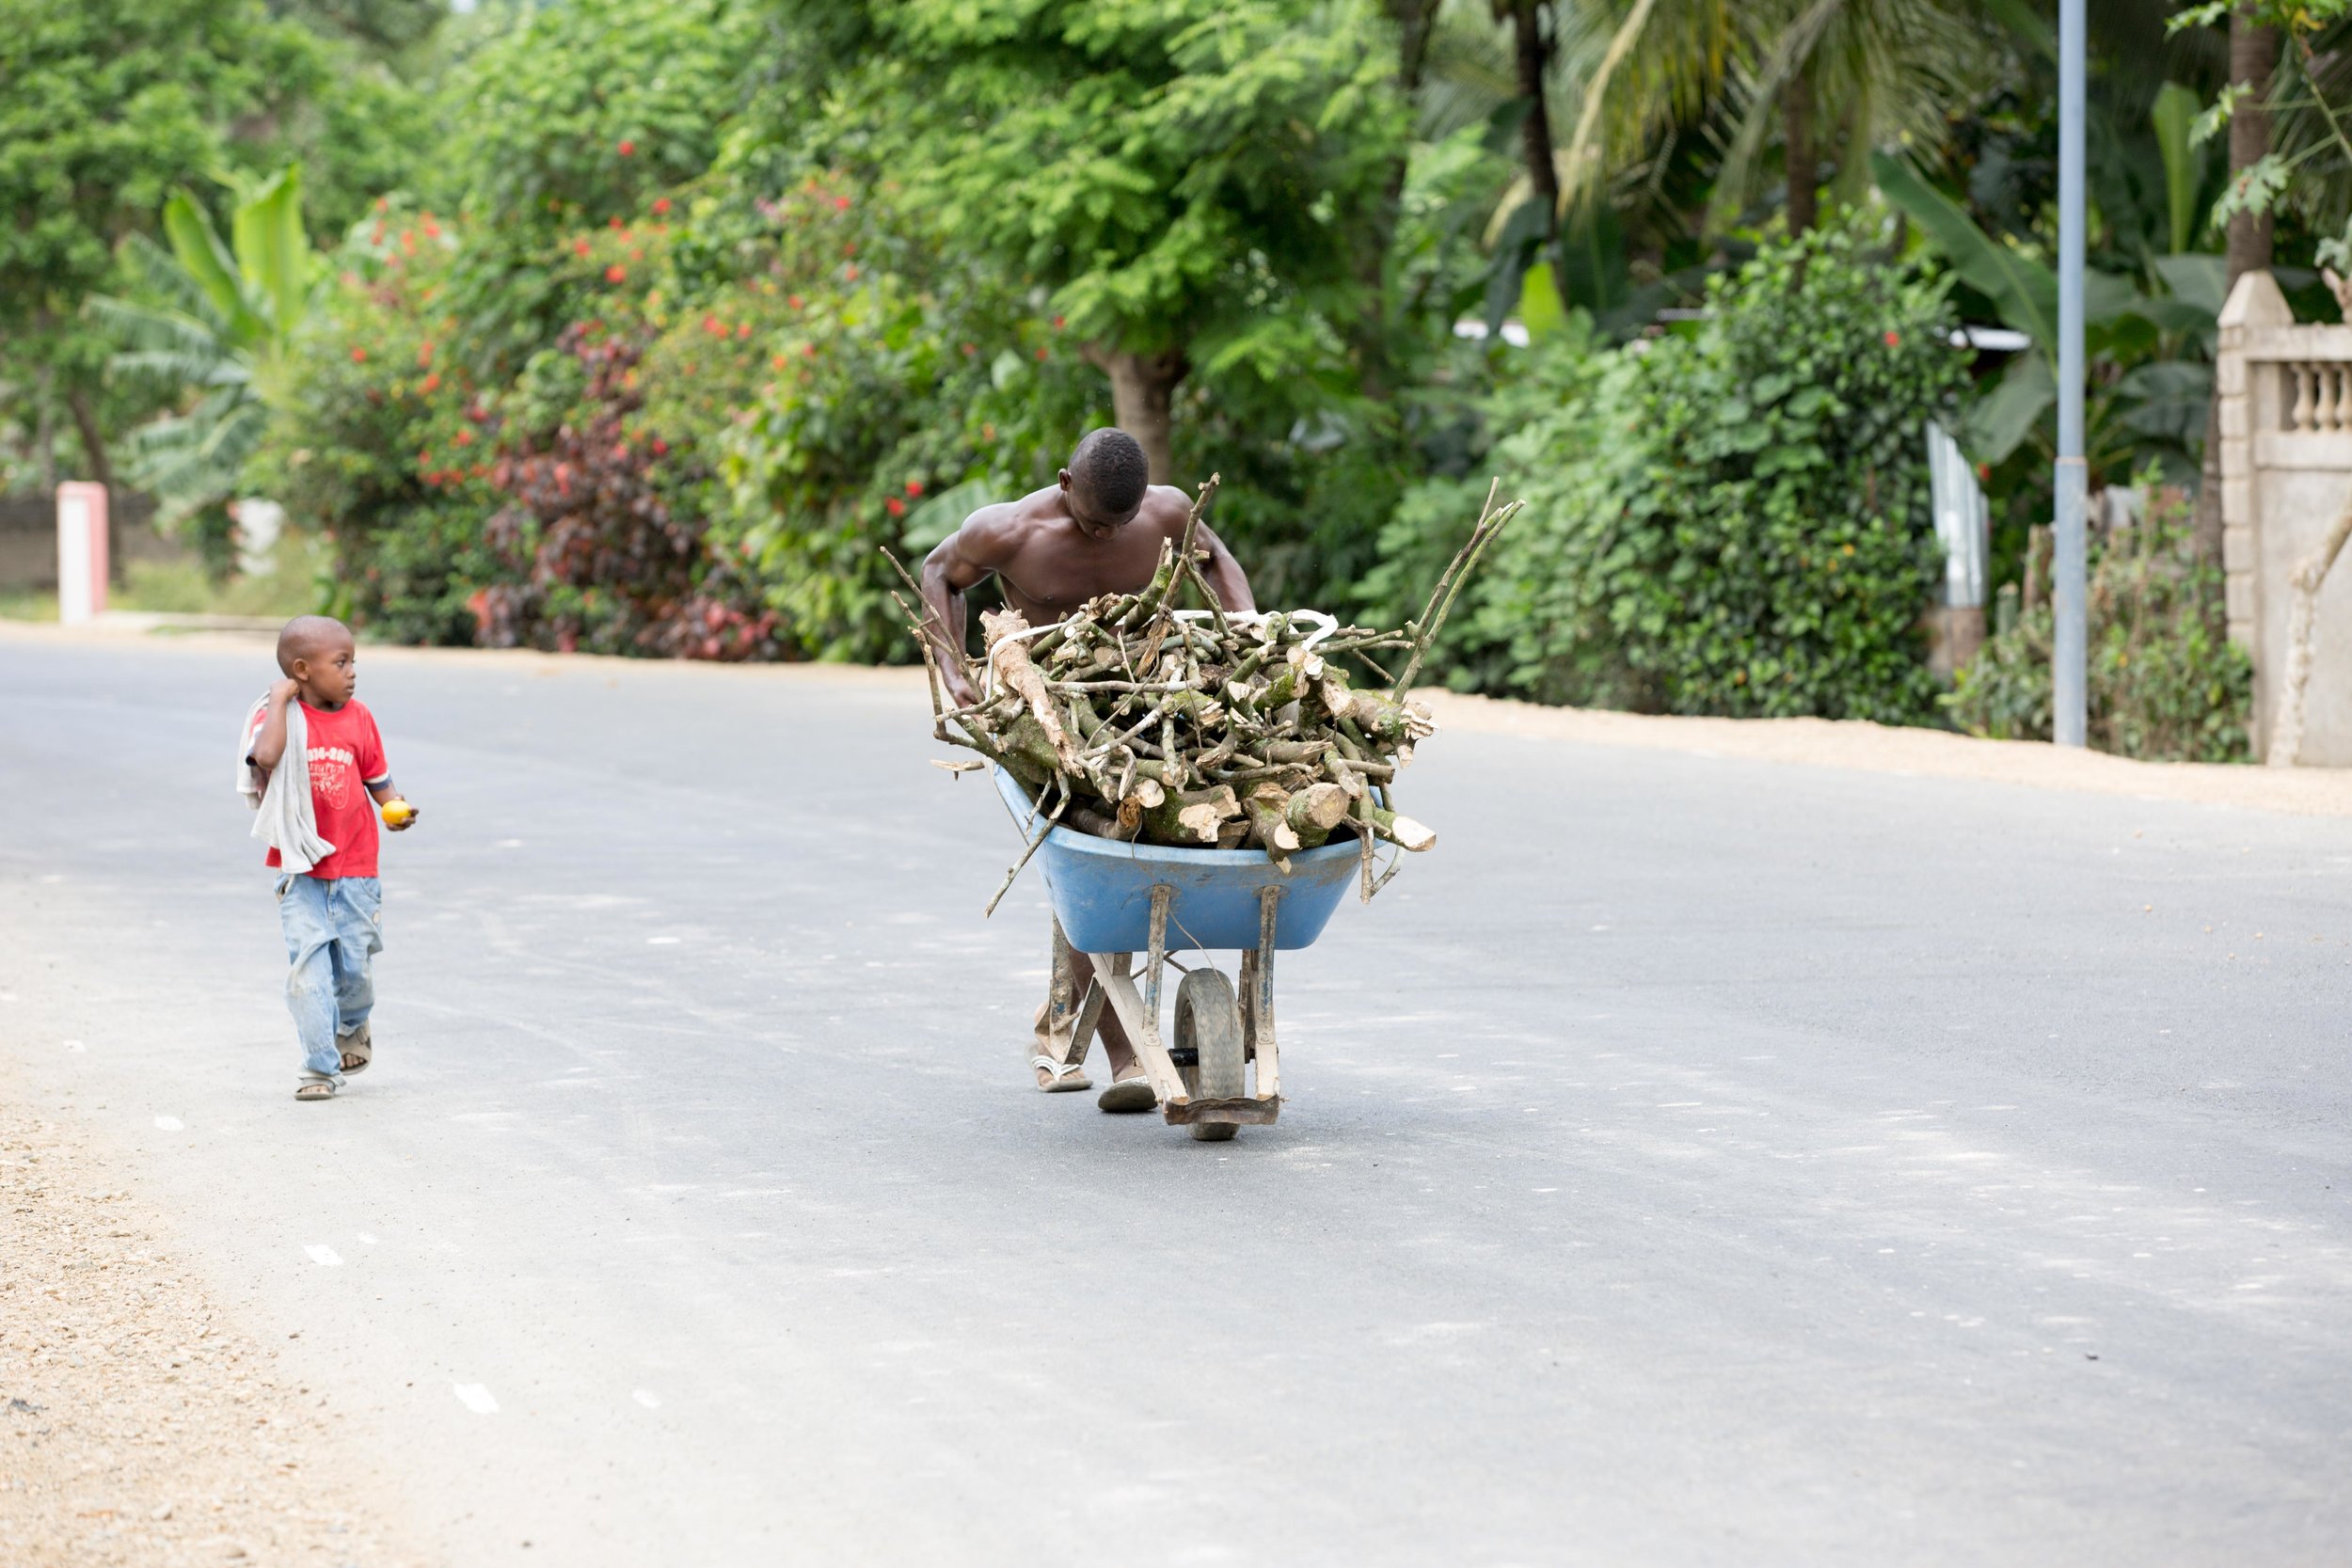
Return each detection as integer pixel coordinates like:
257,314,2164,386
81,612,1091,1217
0,0,313,488
792,0,1411,482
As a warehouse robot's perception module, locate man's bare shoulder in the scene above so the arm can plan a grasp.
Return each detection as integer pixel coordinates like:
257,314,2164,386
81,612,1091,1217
948,485,1065,561
1135,483,1198,537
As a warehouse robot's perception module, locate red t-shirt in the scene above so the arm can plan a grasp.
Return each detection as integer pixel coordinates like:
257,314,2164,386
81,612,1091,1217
244,697,390,879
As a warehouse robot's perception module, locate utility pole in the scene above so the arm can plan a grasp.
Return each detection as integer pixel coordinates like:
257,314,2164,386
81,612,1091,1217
2053,0,2088,746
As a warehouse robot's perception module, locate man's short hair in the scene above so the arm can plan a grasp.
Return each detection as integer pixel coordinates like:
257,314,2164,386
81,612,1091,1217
277,614,352,674
1069,429,1151,517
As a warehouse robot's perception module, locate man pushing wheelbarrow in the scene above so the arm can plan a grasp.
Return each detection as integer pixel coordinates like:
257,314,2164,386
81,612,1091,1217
900,428,1517,1141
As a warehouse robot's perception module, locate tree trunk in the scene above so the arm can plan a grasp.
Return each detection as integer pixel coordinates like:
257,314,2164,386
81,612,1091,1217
2226,8,2278,281
2197,8,2280,566
1350,0,1443,404
1511,0,1563,277
62,384,113,492
1784,71,1817,234
1092,348,1188,485
33,367,56,494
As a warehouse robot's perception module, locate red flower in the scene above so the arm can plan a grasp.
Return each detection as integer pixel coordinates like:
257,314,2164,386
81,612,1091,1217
652,198,671,215
609,215,626,230
736,323,751,340
1035,345,1049,361
453,429,473,447
905,479,925,497
606,264,627,283
771,353,787,370
703,313,723,336
834,195,851,211
1883,330,1900,347
375,197,390,214
885,497,907,517
573,239,591,257
421,372,441,393
422,219,441,240
845,264,860,281
652,436,669,456
961,341,977,356
803,342,818,358
787,294,803,310
350,347,368,363
1053,314,1065,330
618,139,636,157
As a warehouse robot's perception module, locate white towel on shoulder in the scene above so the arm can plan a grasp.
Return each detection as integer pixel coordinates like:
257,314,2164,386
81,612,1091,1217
237,696,337,876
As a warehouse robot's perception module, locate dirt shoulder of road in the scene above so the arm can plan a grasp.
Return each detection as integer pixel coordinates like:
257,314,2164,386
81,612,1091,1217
9,617,2347,818
0,1084,425,1567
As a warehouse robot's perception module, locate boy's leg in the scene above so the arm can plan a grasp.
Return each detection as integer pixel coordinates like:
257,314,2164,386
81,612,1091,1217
326,879,383,1071
278,877,344,1085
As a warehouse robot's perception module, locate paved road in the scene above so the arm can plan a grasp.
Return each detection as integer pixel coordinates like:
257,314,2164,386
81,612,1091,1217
3,632,2347,1566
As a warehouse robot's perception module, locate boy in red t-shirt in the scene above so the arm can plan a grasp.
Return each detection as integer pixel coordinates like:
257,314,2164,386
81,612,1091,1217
243,616,418,1101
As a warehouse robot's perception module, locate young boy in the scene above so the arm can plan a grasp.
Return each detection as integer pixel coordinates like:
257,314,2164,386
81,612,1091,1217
241,615,417,1101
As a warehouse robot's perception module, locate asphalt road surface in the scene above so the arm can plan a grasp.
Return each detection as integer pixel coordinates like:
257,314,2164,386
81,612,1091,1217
3,633,2347,1567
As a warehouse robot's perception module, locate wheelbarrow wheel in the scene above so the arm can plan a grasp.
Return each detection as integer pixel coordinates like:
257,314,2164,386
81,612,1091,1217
1174,968,1246,1143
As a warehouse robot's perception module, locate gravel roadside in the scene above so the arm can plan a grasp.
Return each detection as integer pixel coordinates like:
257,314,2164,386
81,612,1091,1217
0,1085,426,1568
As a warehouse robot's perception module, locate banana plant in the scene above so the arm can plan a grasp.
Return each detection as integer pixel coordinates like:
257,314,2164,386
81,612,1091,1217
1872,147,2220,481
86,164,316,522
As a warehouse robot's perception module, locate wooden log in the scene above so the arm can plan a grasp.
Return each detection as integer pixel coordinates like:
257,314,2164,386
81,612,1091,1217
1244,784,1301,867
1143,784,1238,846
1284,782,1350,848
1366,803,1437,852
982,608,1083,770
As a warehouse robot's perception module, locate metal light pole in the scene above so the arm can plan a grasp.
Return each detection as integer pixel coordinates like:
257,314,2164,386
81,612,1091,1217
2053,0,2088,746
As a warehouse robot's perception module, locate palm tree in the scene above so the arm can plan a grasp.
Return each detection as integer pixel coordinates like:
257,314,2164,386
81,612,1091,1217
86,165,315,524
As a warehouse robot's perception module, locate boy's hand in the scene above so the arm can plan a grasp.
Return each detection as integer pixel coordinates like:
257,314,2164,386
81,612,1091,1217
270,677,300,705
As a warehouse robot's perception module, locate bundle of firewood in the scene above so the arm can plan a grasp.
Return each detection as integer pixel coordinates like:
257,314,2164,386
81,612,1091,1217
887,476,1518,907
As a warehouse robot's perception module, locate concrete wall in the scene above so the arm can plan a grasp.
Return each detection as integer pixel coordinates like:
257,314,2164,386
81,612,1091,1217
0,492,185,591
2217,273,2352,764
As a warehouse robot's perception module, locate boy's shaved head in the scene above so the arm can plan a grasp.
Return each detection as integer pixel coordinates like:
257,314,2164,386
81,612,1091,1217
277,615,353,674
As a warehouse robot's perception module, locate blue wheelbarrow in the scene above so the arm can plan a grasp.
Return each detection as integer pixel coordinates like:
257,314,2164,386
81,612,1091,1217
994,767,1362,1141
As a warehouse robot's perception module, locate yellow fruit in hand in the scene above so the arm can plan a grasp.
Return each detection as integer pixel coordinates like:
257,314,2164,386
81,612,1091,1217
380,799,416,828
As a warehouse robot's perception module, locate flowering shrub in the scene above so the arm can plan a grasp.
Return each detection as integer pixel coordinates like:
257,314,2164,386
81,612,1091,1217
475,325,783,658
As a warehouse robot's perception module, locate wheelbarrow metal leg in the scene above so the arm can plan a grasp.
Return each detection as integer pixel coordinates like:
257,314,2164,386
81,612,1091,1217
1089,951,1191,1110
1243,884,1281,1101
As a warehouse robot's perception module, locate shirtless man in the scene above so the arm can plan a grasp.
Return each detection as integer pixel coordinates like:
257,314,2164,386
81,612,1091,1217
920,428,1254,1111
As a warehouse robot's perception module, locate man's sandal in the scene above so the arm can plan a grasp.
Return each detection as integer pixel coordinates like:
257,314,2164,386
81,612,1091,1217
338,1023,372,1076
1097,1073,1156,1114
294,1079,339,1101
1031,1055,1092,1094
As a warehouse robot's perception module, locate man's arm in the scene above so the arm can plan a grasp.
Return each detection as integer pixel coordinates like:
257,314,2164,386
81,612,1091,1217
247,679,300,770
1193,521,1255,614
920,508,1021,708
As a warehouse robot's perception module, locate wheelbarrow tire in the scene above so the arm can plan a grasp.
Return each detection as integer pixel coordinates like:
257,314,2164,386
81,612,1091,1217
1174,969,1246,1143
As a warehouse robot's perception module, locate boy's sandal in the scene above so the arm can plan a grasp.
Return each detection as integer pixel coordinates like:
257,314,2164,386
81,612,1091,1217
1030,1055,1092,1094
294,1080,339,1101
338,1025,372,1076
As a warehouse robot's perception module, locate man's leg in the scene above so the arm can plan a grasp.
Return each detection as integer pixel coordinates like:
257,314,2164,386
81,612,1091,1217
278,878,343,1087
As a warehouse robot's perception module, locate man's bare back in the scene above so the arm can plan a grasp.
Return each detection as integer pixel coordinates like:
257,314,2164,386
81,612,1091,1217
920,430,1252,708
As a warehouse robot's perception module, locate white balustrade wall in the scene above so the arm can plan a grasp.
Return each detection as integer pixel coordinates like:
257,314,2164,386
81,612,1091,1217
2216,271,2352,764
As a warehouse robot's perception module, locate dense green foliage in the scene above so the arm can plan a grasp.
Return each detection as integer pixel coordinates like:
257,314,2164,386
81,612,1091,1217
1946,480,2254,761
1381,224,1965,721
7,0,2332,760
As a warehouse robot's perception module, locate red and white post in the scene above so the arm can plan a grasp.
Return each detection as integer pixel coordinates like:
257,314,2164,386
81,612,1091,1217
55,482,109,625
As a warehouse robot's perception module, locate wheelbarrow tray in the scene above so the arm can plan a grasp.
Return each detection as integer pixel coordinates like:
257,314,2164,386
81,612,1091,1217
994,767,1355,953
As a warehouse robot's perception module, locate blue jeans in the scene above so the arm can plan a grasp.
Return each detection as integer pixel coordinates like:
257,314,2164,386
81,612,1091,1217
277,875,382,1081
